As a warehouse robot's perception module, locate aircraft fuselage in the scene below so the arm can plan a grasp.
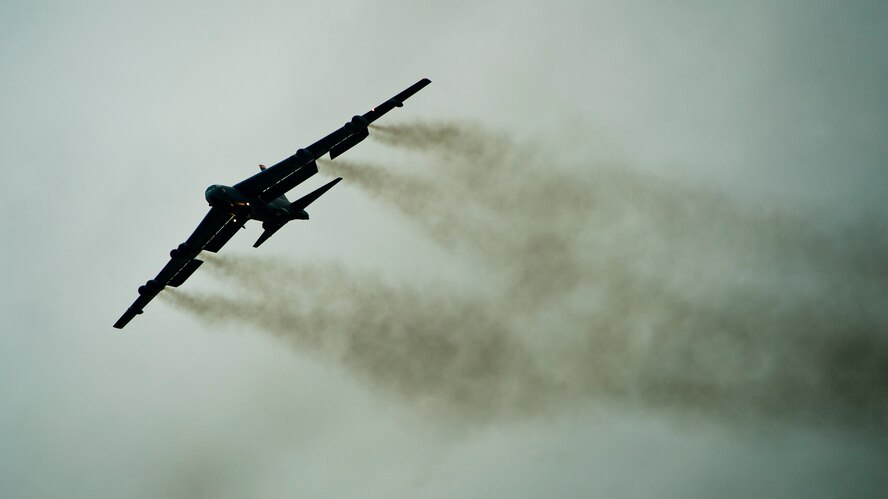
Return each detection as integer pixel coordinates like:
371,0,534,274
204,184,307,223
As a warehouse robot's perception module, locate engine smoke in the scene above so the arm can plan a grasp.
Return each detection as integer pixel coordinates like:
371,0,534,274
168,121,888,430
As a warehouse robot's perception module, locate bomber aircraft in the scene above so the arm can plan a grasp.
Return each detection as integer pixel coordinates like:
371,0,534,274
114,78,431,329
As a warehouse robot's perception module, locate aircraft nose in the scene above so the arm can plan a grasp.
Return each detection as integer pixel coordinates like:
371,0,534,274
205,185,224,204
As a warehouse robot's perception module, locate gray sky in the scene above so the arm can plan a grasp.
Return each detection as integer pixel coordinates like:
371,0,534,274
2,1,887,498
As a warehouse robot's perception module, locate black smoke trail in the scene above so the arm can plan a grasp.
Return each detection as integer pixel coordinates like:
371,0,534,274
167,121,888,430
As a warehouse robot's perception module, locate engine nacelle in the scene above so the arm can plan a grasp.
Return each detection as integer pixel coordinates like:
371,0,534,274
170,242,196,259
138,279,163,295
295,148,314,162
345,115,370,133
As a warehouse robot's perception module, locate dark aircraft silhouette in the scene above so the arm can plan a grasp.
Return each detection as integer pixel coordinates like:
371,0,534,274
114,78,431,329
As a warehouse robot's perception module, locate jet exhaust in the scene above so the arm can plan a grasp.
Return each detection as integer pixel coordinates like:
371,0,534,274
167,121,888,432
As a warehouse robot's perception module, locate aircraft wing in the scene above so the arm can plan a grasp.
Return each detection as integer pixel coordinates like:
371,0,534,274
234,78,431,204
113,207,245,329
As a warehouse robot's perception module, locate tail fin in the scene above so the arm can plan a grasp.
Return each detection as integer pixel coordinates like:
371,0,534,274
289,177,343,212
253,178,343,248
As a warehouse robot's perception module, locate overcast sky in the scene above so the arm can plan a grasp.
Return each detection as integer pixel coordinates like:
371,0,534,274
2,1,887,498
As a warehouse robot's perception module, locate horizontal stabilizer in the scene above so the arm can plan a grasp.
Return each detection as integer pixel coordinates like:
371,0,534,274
289,177,343,212
329,129,369,160
253,224,283,248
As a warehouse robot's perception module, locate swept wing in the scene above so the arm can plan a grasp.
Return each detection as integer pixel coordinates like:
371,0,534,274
113,208,244,329
234,78,431,203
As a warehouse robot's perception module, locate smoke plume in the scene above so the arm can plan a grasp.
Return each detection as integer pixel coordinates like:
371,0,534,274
167,121,888,430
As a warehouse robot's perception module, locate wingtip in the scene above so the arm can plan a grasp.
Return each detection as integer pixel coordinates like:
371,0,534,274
113,307,143,330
